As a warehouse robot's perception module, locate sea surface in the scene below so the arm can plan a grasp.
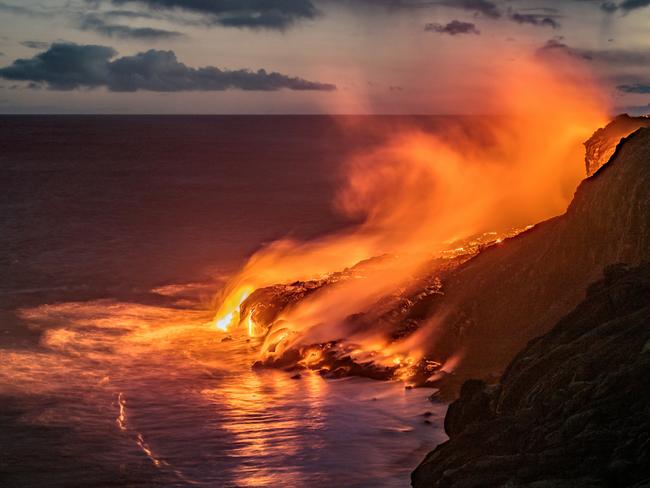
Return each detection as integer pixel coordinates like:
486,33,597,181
0,116,447,487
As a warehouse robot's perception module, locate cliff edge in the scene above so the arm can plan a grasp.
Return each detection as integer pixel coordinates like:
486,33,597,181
584,114,650,176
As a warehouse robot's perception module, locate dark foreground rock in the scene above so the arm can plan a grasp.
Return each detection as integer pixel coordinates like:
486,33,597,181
412,263,650,488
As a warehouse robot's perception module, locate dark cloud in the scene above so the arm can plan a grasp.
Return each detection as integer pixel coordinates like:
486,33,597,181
600,0,650,11
438,0,501,18
536,38,577,55
620,0,650,9
0,43,336,92
20,41,50,49
510,12,559,28
105,49,334,91
332,0,625,18
79,13,185,39
537,38,604,62
104,0,320,29
617,83,650,93
517,6,558,14
425,20,480,34
537,39,650,65
584,49,650,64
600,1,619,12
0,44,116,90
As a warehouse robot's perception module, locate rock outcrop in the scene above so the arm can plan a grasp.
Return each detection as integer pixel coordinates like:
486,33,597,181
584,114,650,176
412,262,650,488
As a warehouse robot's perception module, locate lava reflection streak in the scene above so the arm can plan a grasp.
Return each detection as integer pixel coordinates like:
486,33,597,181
116,392,127,431
136,433,166,468
201,367,327,486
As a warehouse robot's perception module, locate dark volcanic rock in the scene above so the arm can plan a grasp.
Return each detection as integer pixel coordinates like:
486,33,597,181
584,114,650,176
427,127,650,393
412,263,650,488
443,379,495,438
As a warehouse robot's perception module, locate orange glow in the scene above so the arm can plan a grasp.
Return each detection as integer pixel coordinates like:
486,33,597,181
213,52,609,380
214,286,253,331
298,347,323,368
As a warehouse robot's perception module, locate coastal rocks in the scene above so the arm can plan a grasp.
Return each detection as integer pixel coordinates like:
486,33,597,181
411,263,650,488
442,379,495,438
584,114,650,176
253,340,402,381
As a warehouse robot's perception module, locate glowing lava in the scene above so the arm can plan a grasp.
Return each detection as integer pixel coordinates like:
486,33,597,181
212,52,609,381
214,286,253,331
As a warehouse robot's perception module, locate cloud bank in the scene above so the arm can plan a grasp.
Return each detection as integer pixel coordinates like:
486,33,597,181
510,12,559,28
0,43,336,92
538,39,650,65
104,0,320,30
617,83,650,93
601,0,650,12
439,0,501,18
425,20,480,35
79,13,185,39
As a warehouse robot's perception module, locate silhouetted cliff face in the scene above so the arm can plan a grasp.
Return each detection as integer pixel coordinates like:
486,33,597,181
412,263,650,488
584,114,650,176
425,128,650,392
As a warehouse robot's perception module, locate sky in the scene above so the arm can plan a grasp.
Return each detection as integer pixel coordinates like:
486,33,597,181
0,0,648,114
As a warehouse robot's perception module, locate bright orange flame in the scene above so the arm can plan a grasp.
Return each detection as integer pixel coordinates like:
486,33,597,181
214,286,253,331
245,311,266,338
214,52,609,374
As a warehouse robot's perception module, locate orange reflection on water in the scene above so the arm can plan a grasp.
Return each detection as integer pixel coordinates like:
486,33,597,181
2,283,446,487
201,366,328,487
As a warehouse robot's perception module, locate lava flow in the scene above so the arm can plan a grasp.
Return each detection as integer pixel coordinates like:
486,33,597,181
212,52,609,382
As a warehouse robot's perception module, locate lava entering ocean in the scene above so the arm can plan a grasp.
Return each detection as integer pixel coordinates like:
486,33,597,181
213,53,608,383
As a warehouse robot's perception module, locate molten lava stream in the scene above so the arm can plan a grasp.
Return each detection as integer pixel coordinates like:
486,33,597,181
211,52,608,384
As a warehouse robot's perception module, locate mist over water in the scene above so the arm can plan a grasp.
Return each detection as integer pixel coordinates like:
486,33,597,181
0,116,447,487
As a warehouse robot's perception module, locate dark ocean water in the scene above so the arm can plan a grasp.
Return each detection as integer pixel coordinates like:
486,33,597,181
0,116,447,487
0,116,357,310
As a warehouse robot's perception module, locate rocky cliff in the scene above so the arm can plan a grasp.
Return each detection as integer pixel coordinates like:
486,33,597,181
584,114,650,176
411,262,650,488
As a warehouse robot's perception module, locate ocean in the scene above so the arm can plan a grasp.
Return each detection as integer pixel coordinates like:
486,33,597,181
0,116,447,488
